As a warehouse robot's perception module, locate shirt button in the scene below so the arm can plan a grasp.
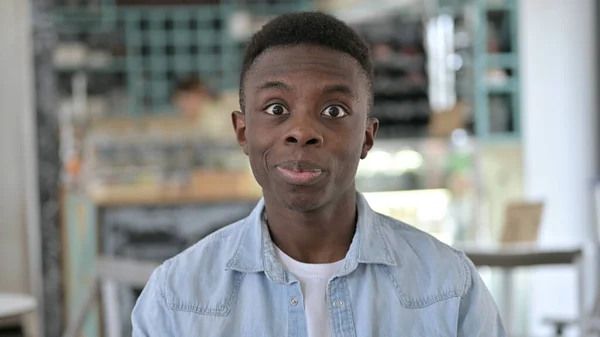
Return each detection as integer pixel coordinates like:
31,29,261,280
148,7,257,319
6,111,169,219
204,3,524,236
290,297,299,306
333,299,344,308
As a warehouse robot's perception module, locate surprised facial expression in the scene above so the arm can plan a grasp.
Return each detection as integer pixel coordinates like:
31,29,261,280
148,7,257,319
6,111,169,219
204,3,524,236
233,44,378,212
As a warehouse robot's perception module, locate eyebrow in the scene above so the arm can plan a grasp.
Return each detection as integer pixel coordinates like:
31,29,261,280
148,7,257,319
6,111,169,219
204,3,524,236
256,81,355,97
256,81,293,92
322,84,354,96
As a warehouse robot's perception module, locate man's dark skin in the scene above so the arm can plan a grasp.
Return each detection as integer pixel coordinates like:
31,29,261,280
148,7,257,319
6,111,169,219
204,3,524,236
232,44,378,264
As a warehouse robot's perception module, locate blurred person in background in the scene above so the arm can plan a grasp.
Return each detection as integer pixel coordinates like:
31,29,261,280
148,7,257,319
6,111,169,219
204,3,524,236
133,12,505,337
172,74,208,120
172,74,236,142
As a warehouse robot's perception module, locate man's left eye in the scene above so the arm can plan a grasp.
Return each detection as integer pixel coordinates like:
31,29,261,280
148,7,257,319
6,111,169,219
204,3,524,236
321,105,348,118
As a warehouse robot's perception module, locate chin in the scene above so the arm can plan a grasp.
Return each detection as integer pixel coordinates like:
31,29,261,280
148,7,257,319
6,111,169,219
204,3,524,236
277,193,326,212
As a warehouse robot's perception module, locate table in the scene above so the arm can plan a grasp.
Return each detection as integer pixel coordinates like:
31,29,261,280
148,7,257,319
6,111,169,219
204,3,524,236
462,246,583,336
0,293,37,336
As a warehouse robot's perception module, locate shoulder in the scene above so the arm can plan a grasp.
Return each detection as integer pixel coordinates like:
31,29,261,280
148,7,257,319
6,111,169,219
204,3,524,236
375,212,473,304
162,218,246,278
150,219,248,314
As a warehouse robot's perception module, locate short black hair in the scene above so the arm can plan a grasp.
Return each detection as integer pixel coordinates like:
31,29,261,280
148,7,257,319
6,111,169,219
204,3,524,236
239,11,373,111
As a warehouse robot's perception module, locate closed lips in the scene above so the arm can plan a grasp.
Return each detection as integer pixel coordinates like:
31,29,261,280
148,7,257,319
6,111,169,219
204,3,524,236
275,162,325,185
276,161,325,172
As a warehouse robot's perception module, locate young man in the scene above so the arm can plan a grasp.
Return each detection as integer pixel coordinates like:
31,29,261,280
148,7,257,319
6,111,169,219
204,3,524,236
132,12,505,336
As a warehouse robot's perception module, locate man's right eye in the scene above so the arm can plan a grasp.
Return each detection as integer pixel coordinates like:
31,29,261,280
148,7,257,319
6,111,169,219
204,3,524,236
264,104,290,116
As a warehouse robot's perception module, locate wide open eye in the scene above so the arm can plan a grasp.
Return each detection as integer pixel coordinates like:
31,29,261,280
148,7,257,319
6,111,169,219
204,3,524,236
264,103,290,116
321,105,348,118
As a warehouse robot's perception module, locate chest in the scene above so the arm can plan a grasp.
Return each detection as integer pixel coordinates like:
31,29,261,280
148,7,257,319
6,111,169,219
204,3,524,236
166,272,460,337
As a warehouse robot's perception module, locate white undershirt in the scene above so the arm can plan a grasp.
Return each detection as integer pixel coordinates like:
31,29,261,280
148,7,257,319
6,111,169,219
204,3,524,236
275,246,345,337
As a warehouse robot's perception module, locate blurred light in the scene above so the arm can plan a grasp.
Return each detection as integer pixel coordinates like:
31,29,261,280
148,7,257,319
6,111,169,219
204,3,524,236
366,150,392,169
447,53,463,71
363,189,453,244
450,128,469,148
363,189,451,218
357,150,391,176
427,13,457,112
228,11,252,40
358,148,424,176
393,148,424,171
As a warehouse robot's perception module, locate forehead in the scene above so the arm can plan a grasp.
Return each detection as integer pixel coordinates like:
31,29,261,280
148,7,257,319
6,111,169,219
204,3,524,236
244,44,368,95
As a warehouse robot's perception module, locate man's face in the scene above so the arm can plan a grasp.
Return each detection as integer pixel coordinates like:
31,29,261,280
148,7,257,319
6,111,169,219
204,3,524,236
233,44,378,211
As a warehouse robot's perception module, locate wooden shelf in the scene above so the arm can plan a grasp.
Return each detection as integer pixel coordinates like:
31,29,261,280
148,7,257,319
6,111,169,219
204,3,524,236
87,171,262,206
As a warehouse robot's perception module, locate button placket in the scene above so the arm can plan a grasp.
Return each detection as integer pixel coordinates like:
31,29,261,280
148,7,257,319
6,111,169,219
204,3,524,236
286,282,308,337
328,277,357,337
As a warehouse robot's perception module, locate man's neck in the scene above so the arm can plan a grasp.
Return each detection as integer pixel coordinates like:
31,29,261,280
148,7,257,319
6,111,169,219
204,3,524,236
264,191,357,264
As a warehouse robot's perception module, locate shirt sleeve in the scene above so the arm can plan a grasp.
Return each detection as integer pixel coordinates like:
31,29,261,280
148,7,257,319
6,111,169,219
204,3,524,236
457,254,507,337
131,263,175,337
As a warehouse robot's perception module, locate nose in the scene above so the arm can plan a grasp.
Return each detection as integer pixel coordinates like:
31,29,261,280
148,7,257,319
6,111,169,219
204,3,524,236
284,114,323,147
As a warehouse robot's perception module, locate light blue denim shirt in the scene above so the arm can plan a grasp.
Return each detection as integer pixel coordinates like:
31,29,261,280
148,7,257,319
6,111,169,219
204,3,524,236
132,193,505,336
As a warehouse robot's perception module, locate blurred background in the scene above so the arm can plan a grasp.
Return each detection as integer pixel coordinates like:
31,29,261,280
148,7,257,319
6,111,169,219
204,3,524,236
0,0,598,336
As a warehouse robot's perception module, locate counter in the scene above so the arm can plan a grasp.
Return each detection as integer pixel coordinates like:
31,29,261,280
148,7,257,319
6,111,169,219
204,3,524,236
62,178,261,337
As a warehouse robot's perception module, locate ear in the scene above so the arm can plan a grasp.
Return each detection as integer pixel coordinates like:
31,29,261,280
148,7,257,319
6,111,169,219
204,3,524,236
231,111,249,156
360,117,378,159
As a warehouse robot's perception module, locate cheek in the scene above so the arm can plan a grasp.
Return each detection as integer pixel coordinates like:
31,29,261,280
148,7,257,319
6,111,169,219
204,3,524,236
331,135,363,176
245,133,271,183
337,129,364,158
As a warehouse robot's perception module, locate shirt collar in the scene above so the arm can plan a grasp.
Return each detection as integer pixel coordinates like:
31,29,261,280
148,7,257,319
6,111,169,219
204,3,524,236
225,192,396,282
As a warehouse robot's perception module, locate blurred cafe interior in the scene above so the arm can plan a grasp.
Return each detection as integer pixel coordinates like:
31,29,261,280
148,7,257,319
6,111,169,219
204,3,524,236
0,0,599,336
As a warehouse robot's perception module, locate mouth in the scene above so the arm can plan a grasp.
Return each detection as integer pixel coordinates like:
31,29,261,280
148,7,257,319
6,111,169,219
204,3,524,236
275,161,325,186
